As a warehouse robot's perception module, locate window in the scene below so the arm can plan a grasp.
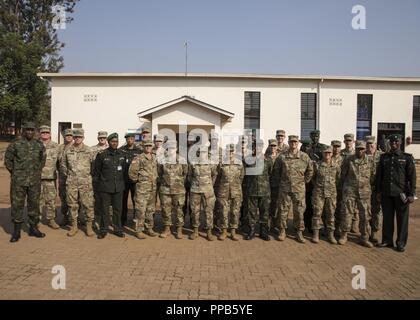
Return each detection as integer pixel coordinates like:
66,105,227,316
244,91,260,130
356,94,373,140
73,123,83,129
413,96,420,143
301,93,317,140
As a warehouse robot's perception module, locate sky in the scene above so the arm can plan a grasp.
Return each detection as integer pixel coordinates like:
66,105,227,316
58,0,420,77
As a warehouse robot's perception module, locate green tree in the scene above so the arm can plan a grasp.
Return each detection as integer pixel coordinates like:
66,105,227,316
0,0,79,135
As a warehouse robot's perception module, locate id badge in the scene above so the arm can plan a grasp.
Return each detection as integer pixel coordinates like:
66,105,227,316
117,165,122,171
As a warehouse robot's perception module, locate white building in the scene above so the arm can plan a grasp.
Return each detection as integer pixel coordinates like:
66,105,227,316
38,72,420,158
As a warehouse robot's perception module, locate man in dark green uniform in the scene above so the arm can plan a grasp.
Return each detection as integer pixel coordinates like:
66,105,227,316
376,134,416,252
94,133,126,239
119,132,141,226
5,122,46,242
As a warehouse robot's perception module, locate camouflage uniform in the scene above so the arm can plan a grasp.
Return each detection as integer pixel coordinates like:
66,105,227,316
61,143,95,224
367,147,384,235
274,149,314,231
5,136,46,226
57,140,72,221
129,152,158,233
39,140,59,221
188,159,218,230
158,154,188,227
340,151,375,242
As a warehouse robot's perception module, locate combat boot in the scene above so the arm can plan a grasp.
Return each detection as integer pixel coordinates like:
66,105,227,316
145,228,157,237
276,228,286,241
327,230,338,244
245,226,256,240
207,229,215,241
360,239,374,248
189,227,199,240
10,223,22,243
370,231,379,244
230,229,239,241
86,222,95,237
311,229,319,243
29,225,46,238
218,229,227,241
338,232,348,245
259,224,270,241
136,231,146,239
160,226,171,238
47,219,60,230
175,227,183,239
296,231,306,244
67,222,78,237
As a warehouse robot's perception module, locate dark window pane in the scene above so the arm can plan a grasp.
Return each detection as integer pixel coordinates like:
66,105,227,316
357,94,373,138
301,93,317,139
244,91,260,130
413,96,420,143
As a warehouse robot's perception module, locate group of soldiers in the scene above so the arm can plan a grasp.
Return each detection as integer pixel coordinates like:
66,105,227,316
4,122,416,252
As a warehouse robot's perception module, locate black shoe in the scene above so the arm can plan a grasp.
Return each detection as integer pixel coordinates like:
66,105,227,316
28,226,45,238
377,242,394,248
396,246,405,252
259,224,271,241
10,223,22,243
97,232,107,239
245,227,256,240
114,231,125,238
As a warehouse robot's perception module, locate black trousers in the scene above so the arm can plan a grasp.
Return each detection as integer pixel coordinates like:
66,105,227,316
381,196,409,247
122,183,136,225
100,191,123,233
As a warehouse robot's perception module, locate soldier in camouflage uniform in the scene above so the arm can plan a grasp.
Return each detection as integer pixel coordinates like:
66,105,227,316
61,129,95,237
57,128,73,226
38,125,60,229
273,135,314,243
244,139,272,241
266,139,279,230
331,140,343,167
365,135,383,244
311,146,340,244
331,140,344,236
129,140,158,239
275,130,289,154
5,122,46,242
158,140,188,240
209,132,223,231
136,127,152,152
91,131,109,229
215,144,244,241
265,139,278,160
188,145,218,241
338,140,376,248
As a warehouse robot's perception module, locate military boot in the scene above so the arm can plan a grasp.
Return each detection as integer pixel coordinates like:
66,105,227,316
136,231,146,239
189,227,199,240
175,227,183,239
146,228,157,237
296,231,306,244
29,225,46,238
259,224,270,241
218,229,227,241
245,226,256,240
67,222,78,237
338,232,348,245
160,226,171,238
327,230,338,244
230,229,239,241
276,228,286,241
47,219,60,230
311,229,320,243
360,239,374,248
10,223,22,243
207,229,215,241
370,231,379,244
86,222,95,237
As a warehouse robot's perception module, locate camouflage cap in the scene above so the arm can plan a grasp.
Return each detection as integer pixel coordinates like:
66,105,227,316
154,134,164,142
276,130,286,136
322,145,333,153
22,122,36,129
389,134,402,142
365,136,376,144
73,128,85,137
331,140,341,147
355,140,366,149
107,132,118,142
344,133,355,141
63,128,73,136
310,130,320,136
124,132,135,138
39,125,50,133
269,139,278,146
143,139,153,147
289,135,299,142
98,131,108,138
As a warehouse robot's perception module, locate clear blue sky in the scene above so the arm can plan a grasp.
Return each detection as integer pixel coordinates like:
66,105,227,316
59,0,420,77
